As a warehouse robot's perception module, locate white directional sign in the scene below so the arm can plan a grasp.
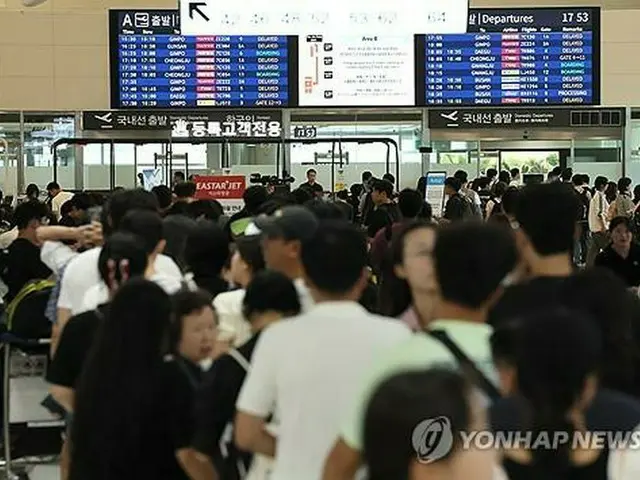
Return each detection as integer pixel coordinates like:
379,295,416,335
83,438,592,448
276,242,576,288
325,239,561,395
179,0,469,36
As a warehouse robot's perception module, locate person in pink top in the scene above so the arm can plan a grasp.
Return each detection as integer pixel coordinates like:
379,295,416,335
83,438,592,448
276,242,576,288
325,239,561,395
377,221,438,331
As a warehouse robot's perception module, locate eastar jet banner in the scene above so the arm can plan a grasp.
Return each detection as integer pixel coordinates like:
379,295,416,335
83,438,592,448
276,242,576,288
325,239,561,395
179,0,469,36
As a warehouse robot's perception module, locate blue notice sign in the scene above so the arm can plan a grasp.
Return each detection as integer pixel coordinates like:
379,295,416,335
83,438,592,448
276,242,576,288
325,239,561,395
425,171,447,218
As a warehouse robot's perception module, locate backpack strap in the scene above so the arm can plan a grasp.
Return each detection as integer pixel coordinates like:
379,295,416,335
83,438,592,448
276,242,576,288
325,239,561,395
427,329,501,401
228,348,251,372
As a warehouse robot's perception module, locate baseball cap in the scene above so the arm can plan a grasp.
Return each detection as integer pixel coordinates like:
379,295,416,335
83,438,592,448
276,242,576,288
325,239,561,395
253,206,319,242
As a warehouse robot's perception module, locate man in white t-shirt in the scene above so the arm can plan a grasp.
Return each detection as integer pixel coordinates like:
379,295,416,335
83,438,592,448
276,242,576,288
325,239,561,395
253,206,320,312
55,189,181,353
235,221,410,480
46,182,74,220
322,222,518,480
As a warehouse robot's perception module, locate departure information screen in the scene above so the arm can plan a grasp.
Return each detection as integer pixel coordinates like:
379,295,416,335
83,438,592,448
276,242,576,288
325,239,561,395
420,8,601,106
109,10,297,108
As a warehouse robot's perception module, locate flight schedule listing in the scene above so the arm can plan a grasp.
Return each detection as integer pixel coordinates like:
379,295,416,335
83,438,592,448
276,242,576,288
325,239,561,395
423,8,600,106
113,11,292,107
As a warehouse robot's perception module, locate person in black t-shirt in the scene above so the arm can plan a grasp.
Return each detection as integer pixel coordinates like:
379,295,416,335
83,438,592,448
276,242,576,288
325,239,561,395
442,177,468,223
47,232,150,412
4,200,52,302
69,279,196,480
595,216,640,288
365,179,400,238
299,168,324,198
488,183,580,328
193,270,301,479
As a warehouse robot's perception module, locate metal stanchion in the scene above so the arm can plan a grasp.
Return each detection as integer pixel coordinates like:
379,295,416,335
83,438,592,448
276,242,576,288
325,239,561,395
2,343,14,479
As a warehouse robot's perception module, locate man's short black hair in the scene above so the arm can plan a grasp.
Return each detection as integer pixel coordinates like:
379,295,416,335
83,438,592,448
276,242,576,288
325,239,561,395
243,185,269,214
486,168,498,179
594,176,608,191
106,189,159,233
510,168,520,178
618,177,632,193
118,210,164,255
70,192,92,212
382,173,395,185
174,181,197,199
301,220,367,295
493,182,509,198
187,200,223,221
499,171,511,184
292,188,314,205
477,177,490,190
561,168,573,182
572,174,585,186
46,182,60,191
444,177,462,192
14,200,46,230
434,223,517,308
453,170,468,184
362,171,373,183
516,183,580,255
151,185,173,210
501,187,520,217
304,199,347,220
306,168,317,176
242,270,301,321
372,179,393,198
609,216,632,233
398,188,424,219
173,171,186,181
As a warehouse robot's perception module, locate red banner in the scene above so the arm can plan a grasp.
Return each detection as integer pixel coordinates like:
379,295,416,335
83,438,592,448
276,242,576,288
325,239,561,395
194,175,246,201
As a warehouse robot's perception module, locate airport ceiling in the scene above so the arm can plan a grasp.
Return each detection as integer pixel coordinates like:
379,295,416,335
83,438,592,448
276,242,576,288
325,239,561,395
471,0,639,9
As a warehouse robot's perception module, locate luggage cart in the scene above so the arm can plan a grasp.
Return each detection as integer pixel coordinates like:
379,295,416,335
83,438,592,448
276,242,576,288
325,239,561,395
0,334,63,480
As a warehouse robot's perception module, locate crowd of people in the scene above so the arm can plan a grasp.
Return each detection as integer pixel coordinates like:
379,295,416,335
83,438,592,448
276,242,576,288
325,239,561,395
2,166,640,479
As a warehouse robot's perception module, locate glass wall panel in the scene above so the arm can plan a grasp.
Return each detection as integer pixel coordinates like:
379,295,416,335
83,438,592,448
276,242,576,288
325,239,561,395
24,114,75,194
289,123,421,190
0,113,21,196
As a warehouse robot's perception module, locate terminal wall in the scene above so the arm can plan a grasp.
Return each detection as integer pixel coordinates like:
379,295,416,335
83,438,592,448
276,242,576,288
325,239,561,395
0,0,638,110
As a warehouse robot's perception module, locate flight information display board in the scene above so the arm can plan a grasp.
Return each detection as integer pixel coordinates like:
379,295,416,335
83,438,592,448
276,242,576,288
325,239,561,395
420,7,601,106
109,10,298,108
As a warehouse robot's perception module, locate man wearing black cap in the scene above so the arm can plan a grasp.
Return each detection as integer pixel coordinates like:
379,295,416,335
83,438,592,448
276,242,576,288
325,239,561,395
254,206,319,311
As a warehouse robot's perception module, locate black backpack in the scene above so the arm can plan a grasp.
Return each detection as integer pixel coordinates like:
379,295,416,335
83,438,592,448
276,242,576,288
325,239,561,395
576,188,590,223
5,280,54,339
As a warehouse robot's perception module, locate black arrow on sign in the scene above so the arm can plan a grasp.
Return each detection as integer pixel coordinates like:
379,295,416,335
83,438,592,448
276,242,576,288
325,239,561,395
189,2,210,21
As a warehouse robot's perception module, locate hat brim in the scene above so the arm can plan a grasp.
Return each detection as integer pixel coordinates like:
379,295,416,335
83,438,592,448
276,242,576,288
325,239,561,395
253,215,284,238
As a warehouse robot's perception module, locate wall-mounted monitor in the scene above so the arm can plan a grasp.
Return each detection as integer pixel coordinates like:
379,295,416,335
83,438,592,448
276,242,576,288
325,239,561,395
109,10,298,108
418,7,601,107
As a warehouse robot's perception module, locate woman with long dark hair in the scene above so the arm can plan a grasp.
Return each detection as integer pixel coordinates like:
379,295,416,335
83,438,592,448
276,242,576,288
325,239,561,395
69,279,196,480
491,310,640,479
363,368,494,480
377,221,437,330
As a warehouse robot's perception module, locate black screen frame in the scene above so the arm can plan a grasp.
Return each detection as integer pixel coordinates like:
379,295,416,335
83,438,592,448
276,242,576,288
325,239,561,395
417,6,602,108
